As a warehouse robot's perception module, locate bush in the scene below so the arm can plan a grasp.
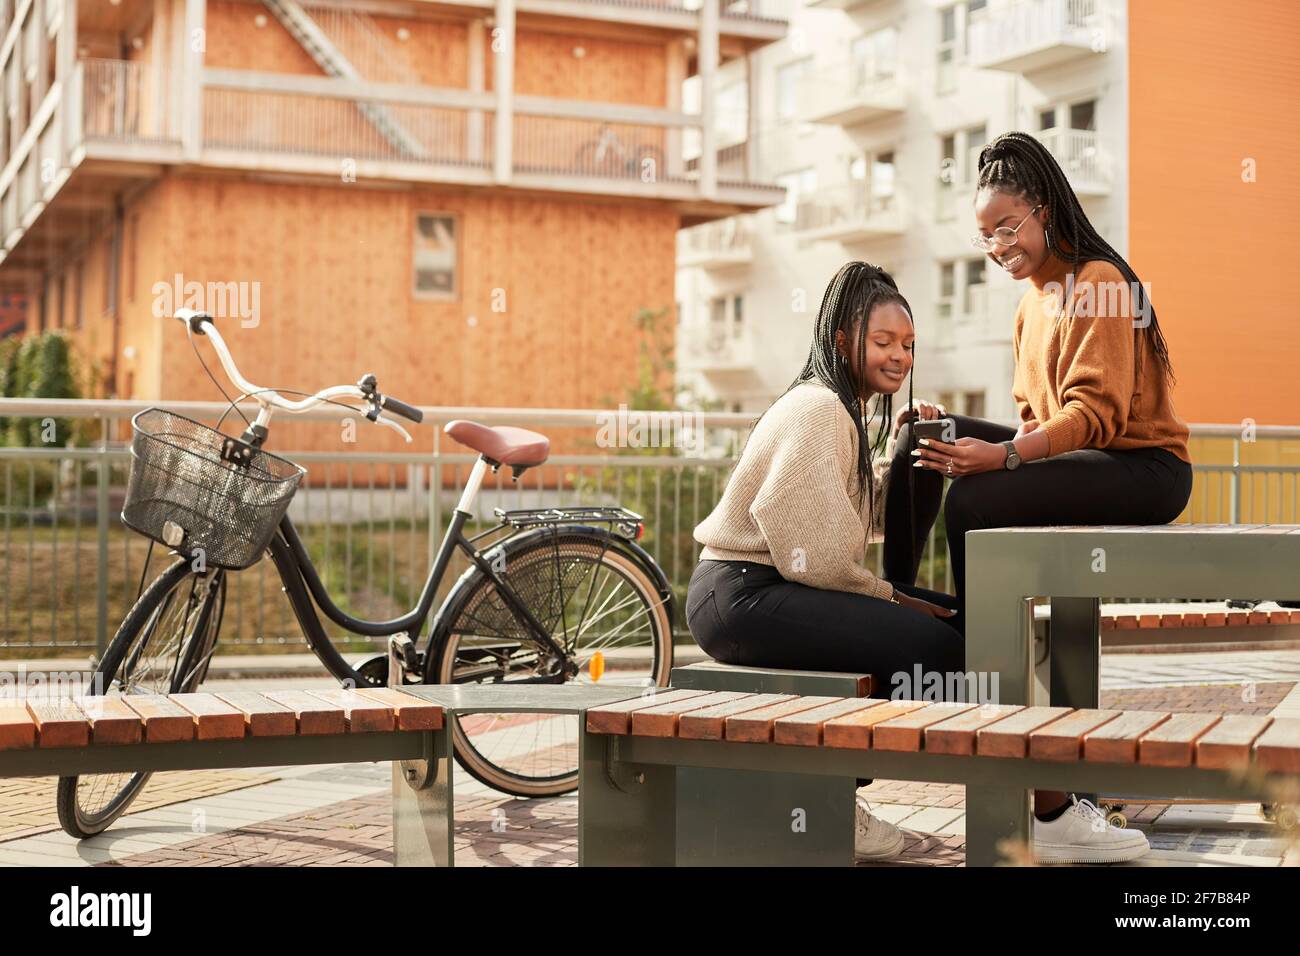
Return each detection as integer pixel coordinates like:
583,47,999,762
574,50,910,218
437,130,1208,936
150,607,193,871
3,331,80,447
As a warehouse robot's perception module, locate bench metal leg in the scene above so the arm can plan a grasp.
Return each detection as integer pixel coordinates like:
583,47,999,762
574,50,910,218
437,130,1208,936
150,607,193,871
578,729,677,866
1049,597,1101,709
676,767,855,866
392,730,454,867
966,543,1036,866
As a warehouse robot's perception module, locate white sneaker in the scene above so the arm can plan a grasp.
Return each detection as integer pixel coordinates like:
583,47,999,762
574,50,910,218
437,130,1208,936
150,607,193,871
1033,795,1150,864
854,797,906,861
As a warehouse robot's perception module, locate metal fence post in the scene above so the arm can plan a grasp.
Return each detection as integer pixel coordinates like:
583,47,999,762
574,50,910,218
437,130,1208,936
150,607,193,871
95,418,110,658
1230,437,1241,524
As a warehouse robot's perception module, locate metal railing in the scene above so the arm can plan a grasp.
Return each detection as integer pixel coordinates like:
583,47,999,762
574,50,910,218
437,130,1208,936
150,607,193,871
1040,127,1109,190
677,214,754,261
203,87,493,167
79,58,174,144
793,182,899,234
1,398,1296,658
679,324,757,370
968,0,1102,66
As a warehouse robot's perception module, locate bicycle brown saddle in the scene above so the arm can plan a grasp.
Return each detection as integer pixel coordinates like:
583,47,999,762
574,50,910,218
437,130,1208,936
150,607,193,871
443,420,550,467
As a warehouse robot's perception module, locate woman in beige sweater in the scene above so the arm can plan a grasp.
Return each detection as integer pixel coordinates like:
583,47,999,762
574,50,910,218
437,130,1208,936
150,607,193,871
688,262,959,861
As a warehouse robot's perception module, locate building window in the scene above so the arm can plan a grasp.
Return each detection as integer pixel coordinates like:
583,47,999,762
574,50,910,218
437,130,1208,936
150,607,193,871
964,123,987,183
717,82,748,148
963,391,986,418
938,261,955,320
732,294,744,329
964,257,986,314
851,27,899,88
1070,99,1097,131
412,213,457,300
964,0,987,54
775,58,810,123
937,7,957,94
774,167,816,226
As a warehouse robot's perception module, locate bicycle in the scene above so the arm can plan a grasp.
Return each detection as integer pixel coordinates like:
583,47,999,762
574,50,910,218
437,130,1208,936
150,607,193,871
57,308,675,839
574,124,665,180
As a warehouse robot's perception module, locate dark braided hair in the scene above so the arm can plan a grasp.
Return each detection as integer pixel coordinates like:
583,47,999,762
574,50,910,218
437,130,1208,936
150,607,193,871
752,261,916,524
976,131,1175,383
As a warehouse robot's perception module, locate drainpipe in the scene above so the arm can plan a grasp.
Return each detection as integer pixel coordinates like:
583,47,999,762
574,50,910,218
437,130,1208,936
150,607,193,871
107,203,124,397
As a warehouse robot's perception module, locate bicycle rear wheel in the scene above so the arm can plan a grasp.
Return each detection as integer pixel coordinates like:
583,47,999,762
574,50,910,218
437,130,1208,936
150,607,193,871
56,559,226,839
428,528,672,797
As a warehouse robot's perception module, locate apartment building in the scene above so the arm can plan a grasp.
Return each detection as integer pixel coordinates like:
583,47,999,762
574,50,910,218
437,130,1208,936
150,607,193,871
0,0,787,450
680,0,1300,436
676,0,1128,420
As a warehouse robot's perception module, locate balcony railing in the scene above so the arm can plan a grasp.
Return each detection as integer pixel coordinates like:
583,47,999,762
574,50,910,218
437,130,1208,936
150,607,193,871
1041,127,1110,195
680,324,757,371
204,87,494,169
968,0,1104,73
555,0,786,22
80,58,175,144
797,59,904,126
677,215,754,269
794,183,903,243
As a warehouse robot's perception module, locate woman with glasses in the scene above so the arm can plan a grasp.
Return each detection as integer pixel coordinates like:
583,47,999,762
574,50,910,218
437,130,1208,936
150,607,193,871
880,131,1193,864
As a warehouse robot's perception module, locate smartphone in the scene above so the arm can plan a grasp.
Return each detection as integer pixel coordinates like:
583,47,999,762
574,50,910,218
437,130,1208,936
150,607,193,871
912,418,952,444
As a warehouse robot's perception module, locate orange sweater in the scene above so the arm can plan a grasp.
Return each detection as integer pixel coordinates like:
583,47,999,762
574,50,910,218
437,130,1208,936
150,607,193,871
1012,254,1191,463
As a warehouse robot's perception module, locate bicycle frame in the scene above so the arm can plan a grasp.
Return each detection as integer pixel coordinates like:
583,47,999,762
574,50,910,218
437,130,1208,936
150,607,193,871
258,454,640,686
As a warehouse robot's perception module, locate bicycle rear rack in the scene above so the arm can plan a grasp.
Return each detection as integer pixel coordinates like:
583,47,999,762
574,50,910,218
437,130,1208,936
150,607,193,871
494,506,644,539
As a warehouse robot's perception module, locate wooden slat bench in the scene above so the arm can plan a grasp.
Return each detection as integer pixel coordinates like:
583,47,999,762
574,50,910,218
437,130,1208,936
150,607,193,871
0,682,647,866
578,690,1300,867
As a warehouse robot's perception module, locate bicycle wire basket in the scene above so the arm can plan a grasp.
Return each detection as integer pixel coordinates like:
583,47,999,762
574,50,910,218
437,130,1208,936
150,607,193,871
122,408,306,570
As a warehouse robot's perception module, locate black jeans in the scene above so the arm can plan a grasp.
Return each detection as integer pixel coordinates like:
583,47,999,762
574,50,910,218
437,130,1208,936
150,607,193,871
883,416,1195,618
685,560,964,697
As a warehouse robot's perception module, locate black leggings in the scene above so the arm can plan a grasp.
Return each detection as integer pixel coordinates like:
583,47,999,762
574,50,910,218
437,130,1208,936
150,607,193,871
881,416,1195,616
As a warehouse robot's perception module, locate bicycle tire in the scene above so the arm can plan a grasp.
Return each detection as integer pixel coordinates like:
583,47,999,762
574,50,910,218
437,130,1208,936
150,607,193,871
428,528,672,797
55,559,226,839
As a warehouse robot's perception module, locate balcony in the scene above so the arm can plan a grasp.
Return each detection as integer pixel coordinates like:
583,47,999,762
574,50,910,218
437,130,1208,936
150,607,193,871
806,0,887,9
679,323,758,375
516,1,787,58
794,184,903,245
1041,128,1110,196
937,282,1024,347
968,0,1106,74
677,215,754,270
797,60,905,127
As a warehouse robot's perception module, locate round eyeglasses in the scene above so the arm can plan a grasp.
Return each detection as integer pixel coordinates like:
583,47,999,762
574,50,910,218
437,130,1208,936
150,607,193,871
970,204,1043,253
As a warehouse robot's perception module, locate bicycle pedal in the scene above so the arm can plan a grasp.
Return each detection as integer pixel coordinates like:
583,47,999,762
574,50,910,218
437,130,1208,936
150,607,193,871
387,632,419,686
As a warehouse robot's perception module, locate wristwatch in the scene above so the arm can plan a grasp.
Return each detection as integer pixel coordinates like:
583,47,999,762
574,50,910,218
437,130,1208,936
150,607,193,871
1002,440,1022,470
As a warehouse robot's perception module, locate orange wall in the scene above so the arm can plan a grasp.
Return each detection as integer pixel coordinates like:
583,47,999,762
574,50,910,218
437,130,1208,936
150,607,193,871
105,175,679,460
1128,0,1300,426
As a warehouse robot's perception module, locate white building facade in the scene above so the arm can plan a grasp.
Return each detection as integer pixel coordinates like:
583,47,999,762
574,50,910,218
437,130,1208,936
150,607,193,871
676,0,1128,421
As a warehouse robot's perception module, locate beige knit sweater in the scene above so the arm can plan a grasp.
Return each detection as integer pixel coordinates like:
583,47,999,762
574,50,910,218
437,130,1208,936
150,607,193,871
694,381,897,601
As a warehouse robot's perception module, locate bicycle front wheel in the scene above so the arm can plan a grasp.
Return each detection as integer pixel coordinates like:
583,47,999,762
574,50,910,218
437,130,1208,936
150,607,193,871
428,529,672,797
56,559,226,839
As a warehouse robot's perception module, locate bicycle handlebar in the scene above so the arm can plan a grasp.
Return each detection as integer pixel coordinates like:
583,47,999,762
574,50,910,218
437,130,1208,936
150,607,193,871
172,309,415,443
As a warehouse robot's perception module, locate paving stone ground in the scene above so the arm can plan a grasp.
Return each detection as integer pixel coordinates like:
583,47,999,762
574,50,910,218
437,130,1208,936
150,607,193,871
3,653,1300,867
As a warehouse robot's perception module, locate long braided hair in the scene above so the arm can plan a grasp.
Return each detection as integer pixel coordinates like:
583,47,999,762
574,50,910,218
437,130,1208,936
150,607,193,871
976,131,1175,383
753,261,915,522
